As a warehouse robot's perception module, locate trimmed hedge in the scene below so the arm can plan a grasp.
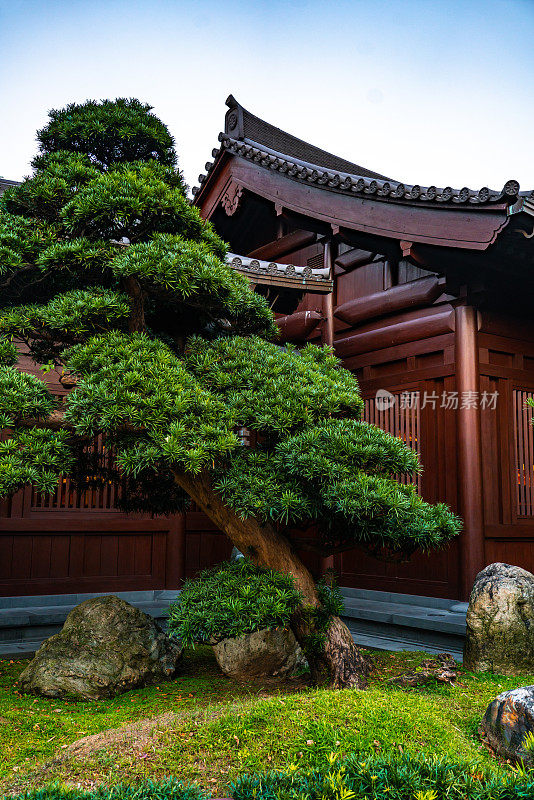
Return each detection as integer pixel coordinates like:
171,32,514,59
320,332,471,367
232,753,534,800
167,559,301,647
7,754,534,800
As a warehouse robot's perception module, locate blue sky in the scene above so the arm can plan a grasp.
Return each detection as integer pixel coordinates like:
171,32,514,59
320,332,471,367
1,0,533,192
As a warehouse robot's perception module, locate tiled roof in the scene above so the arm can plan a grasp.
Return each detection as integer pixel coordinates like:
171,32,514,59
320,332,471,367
226,252,332,293
225,95,389,180
196,134,526,207
193,97,530,208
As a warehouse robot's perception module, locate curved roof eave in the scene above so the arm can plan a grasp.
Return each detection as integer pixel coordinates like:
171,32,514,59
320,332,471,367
193,96,531,210
194,133,527,209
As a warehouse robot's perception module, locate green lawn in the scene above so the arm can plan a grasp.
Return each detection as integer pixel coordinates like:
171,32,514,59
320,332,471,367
0,648,530,796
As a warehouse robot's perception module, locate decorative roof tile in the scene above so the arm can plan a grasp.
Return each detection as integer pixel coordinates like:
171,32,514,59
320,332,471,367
193,97,528,208
226,252,332,293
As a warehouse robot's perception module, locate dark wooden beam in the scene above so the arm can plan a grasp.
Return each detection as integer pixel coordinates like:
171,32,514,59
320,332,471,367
247,230,316,260
335,308,455,357
335,248,377,272
478,310,534,340
226,159,510,251
400,241,431,268
335,276,442,326
275,310,322,342
384,258,399,289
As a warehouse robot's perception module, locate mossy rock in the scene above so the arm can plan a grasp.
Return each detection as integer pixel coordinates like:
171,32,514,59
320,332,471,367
18,595,182,699
464,562,534,675
213,626,306,679
482,685,534,762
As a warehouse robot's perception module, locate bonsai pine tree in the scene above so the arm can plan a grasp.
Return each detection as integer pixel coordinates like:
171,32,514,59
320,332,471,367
0,98,461,688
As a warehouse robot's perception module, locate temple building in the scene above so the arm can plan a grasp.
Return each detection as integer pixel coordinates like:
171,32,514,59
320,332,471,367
2,97,534,656
192,96,534,604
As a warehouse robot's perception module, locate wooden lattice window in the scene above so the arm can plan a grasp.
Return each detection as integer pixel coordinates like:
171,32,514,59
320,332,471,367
32,434,121,512
513,389,534,517
31,425,258,513
363,391,421,492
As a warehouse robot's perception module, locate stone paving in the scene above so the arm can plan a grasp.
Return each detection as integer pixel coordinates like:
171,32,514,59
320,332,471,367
0,587,467,661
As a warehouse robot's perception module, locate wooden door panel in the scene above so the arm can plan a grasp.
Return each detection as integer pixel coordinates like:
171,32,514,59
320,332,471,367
0,527,169,596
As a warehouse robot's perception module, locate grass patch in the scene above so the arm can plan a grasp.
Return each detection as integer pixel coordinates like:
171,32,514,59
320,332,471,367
0,647,296,789
0,648,531,795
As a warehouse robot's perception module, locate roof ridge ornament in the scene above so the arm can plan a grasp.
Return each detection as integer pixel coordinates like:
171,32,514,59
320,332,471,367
224,95,244,140
504,179,520,196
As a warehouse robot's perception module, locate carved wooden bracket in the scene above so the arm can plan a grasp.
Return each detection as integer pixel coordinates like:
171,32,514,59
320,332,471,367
221,182,243,216
399,240,430,267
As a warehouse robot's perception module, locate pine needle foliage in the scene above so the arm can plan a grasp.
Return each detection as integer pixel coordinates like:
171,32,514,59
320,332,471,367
112,235,273,335
0,288,130,339
0,368,56,428
0,97,461,556
184,337,363,433
4,153,101,223
168,560,302,646
6,781,207,800
233,752,534,800
0,338,17,366
36,98,179,170
0,429,73,496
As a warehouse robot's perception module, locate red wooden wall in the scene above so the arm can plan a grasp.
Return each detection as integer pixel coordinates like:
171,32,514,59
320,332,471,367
0,489,231,597
3,251,534,601
477,312,534,572
289,247,534,599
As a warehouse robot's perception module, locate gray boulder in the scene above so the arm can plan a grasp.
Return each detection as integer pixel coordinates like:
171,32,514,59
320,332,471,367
213,626,306,679
481,685,534,762
464,562,534,675
18,595,182,699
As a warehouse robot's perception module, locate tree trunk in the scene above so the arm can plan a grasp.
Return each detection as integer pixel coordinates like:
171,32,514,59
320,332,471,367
123,276,146,333
172,469,370,688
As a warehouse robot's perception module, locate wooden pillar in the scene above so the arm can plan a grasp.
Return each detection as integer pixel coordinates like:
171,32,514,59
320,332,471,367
455,305,485,599
323,239,335,348
321,239,335,575
165,511,186,589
